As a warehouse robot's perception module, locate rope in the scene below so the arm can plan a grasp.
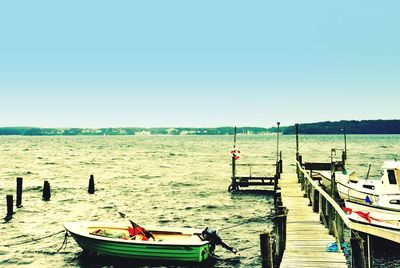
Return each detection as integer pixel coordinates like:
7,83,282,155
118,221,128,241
57,231,69,252
2,230,65,247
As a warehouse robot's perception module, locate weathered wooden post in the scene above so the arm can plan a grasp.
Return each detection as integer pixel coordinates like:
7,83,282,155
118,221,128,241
5,195,13,221
275,189,282,212
16,177,23,208
351,232,368,268
279,151,283,174
88,174,95,194
42,180,51,201
275,206,287,265
313,189,319,212
260,231,274,268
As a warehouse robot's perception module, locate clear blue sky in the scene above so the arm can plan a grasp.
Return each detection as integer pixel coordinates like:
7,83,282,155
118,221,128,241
0,1,399,128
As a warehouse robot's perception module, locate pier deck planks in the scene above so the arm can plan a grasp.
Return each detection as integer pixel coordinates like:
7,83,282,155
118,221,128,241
279,173,348,268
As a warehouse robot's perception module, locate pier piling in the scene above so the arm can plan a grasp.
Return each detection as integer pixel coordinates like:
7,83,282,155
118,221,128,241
351,233,368,268
42,181,51,201
5,195,13,221
16,177,23,208
88,175,95,194
260,231,274,268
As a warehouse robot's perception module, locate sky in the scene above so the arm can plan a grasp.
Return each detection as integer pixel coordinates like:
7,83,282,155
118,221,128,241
0,0,399,128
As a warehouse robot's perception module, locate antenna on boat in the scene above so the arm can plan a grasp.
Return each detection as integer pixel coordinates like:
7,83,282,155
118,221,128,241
366,164,372,180
342,126,347,164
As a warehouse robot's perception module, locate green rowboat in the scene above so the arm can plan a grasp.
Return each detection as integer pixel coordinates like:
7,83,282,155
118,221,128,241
64,221,212,263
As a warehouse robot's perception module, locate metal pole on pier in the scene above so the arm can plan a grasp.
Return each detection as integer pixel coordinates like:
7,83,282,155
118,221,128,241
232,126,237,179
295,123,299,161
276,122,280,163
343,126,347,165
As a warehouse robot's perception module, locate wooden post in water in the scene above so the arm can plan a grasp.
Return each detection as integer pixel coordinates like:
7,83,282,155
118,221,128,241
260,231,274,268
42,181,51,201
16,177,23,208
279,151,283,174
275,206,287,265
88,175,95,194
5,195,13,221
351,232,368,268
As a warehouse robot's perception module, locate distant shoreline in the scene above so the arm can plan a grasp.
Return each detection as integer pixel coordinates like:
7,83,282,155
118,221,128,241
1,119,400,135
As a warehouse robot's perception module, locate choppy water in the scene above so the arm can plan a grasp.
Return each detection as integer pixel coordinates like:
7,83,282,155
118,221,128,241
0,135,399,267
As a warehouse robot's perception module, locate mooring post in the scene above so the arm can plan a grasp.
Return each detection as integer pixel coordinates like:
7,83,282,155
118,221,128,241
275,189,282,212
275,206,287,265
16,177,23,208
260,231,274,268
5,195,13,221
351,232,368,268
88,174,95,194
42,180,51,201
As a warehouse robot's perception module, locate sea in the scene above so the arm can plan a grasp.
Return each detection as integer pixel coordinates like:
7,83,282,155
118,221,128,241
0,134,399,267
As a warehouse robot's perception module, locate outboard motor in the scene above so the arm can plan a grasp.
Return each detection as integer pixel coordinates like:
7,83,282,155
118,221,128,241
202,227,237,254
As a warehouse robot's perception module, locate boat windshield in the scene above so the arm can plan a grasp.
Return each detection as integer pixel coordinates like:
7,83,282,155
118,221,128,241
387,170,397,185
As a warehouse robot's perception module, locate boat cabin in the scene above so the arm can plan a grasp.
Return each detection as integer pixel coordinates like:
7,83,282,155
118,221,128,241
381,161,400,193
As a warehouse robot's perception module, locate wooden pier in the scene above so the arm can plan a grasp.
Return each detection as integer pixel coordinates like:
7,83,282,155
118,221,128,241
279,173,348,268
228,125,282,192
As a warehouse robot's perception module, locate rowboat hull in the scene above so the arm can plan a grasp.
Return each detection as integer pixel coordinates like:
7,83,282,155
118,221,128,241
64,222,211,263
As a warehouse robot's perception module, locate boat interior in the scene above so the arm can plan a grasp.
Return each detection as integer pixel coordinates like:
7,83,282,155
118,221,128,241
88,226,202,242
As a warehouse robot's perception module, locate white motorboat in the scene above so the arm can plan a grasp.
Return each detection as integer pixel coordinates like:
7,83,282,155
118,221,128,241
337,160,400,212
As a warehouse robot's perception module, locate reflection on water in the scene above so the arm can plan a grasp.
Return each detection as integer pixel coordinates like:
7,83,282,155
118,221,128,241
0,135,399,267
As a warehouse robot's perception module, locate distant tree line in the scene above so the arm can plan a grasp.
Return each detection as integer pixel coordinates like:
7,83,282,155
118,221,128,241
1,120,399,136
0,126,271,136
283,120,400,134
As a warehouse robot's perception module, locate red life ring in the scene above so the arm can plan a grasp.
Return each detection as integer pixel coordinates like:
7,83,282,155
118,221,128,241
230,147,240,160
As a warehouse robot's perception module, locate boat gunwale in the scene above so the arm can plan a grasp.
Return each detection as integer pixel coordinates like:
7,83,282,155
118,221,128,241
64,221,210,247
